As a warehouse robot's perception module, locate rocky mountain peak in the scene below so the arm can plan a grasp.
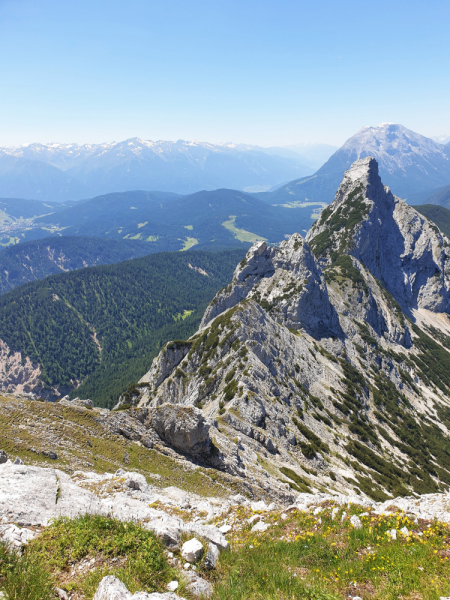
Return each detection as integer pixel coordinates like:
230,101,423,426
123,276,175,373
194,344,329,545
119,155,450,505
307,157,450,313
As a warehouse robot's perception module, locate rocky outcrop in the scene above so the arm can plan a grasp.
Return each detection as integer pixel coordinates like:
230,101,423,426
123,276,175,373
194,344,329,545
306,156,450,313
201,233,340,339
147,404,211,455
0,339,42,396
0,462,229,554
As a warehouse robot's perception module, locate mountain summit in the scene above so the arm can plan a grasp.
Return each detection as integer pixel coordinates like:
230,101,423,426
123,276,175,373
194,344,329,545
125,157,450,501
307,157,450,312
263,124,450,205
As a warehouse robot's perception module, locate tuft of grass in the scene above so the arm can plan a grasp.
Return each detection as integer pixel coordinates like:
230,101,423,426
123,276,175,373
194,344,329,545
0,541,54,600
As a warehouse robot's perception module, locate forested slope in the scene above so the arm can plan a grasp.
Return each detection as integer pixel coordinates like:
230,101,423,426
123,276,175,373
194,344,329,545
415,204,450,238
0,236,158,294
0,248,245,407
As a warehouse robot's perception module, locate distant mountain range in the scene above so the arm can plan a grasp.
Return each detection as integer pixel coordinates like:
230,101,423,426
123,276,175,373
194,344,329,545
0,139,316,201
433,134,450,145
257,124,450,205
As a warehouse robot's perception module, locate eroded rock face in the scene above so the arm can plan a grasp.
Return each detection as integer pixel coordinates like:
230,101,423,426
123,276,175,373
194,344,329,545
307,156,450,313
0,339,42,396
148,404,211,455
201,234,340,338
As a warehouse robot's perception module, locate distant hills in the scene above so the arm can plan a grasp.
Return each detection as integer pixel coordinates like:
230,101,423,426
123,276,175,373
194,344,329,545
419,183,450,209
0,139,315,201
0,189,321,252
257,124,450,205
0,236,156,294
0,248,244,407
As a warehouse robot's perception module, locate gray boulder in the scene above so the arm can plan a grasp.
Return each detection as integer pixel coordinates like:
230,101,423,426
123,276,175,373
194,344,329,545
60,397,94,409
184,522,229,551
0,450,7,464
204,542,220,570
183,572,213,598
93,576,132,600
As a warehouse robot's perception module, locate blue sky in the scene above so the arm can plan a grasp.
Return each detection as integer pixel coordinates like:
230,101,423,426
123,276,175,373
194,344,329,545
0,0,449,146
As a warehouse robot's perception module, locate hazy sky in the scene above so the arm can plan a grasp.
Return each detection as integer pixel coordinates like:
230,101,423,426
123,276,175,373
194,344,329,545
1,0,449,147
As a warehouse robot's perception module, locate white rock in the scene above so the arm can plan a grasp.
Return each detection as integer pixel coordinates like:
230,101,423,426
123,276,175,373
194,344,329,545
218,524,231,534
251,521,270,533
181,538,204,563
400,526,409,536
132,594,185,600
229,493,246,505
388,529,397,540
250,500,268,512
166,581,179,592
331,507,339,520
341,511,347,522
247,514,261,524
350,515,362,529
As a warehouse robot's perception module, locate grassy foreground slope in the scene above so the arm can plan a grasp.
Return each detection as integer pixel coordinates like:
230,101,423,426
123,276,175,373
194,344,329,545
0,248,245,407
3,502,450,600
2,395,450,600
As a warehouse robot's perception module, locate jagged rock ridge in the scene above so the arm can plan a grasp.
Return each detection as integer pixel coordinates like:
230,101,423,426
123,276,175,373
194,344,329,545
127,158,450,503
306,156,450,313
